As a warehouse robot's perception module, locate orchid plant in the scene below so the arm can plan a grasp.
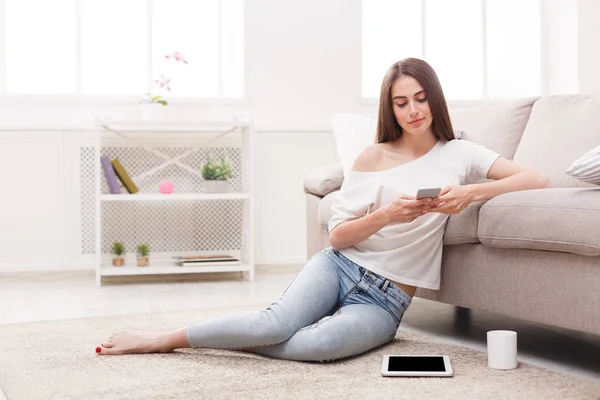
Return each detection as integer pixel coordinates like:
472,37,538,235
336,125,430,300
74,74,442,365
139,93,168,106
139,51,189,106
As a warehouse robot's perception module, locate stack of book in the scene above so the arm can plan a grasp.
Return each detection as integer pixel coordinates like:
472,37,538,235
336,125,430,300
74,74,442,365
172,254,241,267
101,156,139,194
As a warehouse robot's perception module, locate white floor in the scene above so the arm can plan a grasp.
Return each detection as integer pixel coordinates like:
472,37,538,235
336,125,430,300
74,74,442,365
1,265,599,392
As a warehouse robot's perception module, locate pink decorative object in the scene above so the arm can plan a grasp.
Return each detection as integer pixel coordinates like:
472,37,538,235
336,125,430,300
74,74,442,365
159,180,174,194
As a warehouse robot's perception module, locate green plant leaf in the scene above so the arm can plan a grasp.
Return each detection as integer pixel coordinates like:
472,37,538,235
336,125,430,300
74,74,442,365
111,242,125,256
136,243,150,257
200,156,233,180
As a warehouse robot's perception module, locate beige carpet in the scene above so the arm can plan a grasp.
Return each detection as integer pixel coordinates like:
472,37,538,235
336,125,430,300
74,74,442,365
1,305,599,400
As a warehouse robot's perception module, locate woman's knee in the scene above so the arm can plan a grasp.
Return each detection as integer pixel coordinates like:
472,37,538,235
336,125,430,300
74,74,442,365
262,321,354,362
250,308,297,344
284,336,351,363
287,310,397,362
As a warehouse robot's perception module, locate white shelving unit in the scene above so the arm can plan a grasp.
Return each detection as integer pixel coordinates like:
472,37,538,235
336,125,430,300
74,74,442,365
94,118,254,286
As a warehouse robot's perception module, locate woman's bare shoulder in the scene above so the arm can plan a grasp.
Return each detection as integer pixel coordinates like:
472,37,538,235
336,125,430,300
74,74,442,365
351,144,385,172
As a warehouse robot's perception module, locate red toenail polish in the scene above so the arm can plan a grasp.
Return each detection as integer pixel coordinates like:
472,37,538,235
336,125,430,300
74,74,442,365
96,346,101,353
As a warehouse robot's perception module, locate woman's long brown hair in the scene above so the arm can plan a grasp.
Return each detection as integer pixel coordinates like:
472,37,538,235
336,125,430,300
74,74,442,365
376,58,455,144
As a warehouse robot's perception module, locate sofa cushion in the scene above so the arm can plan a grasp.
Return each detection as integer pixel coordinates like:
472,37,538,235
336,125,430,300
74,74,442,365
566,142,600,186
513,95,600,188
318,191,484,245
478,188,600,256
304,163,344,197
318,191,339,227
443,201,487,245
450,98,538,161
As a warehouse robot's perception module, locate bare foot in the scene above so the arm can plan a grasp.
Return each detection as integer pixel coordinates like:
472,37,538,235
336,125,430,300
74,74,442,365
96,330,173,355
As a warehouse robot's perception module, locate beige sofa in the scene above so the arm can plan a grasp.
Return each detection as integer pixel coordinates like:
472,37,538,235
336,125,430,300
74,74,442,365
304,95,600,337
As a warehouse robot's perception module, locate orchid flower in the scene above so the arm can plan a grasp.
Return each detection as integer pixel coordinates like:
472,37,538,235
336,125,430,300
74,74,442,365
144,52,188,98
164,51,189,64
154,74,171,92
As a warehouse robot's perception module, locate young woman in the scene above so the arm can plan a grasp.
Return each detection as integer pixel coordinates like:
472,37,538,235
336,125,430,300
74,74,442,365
96,58,551,361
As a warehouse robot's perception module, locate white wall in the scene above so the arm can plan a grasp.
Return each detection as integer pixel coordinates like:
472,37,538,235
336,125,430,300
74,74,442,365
0,131,68,269
254,132,337,264
1,0,599,272
578,0,600,94
543,0,579,94
542,0,600,95
245,0,373,130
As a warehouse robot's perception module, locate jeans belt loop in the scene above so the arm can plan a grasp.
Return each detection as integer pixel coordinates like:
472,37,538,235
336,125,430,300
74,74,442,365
360,269,369,280
381,279,390,293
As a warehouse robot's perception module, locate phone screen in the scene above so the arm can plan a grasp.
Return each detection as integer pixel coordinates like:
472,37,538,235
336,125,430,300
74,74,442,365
388,356,446,372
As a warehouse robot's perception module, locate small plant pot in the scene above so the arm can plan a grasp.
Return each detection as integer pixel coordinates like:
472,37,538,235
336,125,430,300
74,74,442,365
203,180,231,193
112,257,125,267
138,103,165,121
137,257,149,267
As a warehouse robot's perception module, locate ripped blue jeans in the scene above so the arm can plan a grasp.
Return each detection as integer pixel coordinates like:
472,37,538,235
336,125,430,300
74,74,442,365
185,247,412,362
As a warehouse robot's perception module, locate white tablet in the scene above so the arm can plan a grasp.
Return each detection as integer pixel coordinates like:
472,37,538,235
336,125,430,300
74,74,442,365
381,355,453,377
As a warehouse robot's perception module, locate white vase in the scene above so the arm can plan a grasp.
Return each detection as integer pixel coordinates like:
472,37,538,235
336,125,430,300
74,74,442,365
138,103,166,121
203,180,232,193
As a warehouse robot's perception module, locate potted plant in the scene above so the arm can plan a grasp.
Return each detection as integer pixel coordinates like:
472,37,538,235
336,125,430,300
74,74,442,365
112,242,126,267
138,93,168,121
138,52,188,121
136,243,150,267
201,156,233,193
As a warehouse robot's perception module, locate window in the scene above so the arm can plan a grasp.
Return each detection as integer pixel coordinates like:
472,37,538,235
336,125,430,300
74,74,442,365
361,0,541,100
0,0,245,98
5,0,77,94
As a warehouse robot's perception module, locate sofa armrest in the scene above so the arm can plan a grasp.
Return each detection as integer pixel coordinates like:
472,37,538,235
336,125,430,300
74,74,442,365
304,163,344,197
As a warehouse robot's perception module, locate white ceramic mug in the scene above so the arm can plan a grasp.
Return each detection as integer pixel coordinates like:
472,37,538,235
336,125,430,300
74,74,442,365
487,330,518,369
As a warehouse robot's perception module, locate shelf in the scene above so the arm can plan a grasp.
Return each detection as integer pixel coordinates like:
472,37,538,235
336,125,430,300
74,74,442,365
98,119,252,132
100,193,250,201
94,118,255,285
100,263,250,276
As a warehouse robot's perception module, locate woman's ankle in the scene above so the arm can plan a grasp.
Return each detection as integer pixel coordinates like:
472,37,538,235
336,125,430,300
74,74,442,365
160,328,191,351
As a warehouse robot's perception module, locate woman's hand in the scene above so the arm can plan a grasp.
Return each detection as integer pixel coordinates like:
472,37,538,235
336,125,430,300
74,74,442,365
384,195,440,223
429,185,475,215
